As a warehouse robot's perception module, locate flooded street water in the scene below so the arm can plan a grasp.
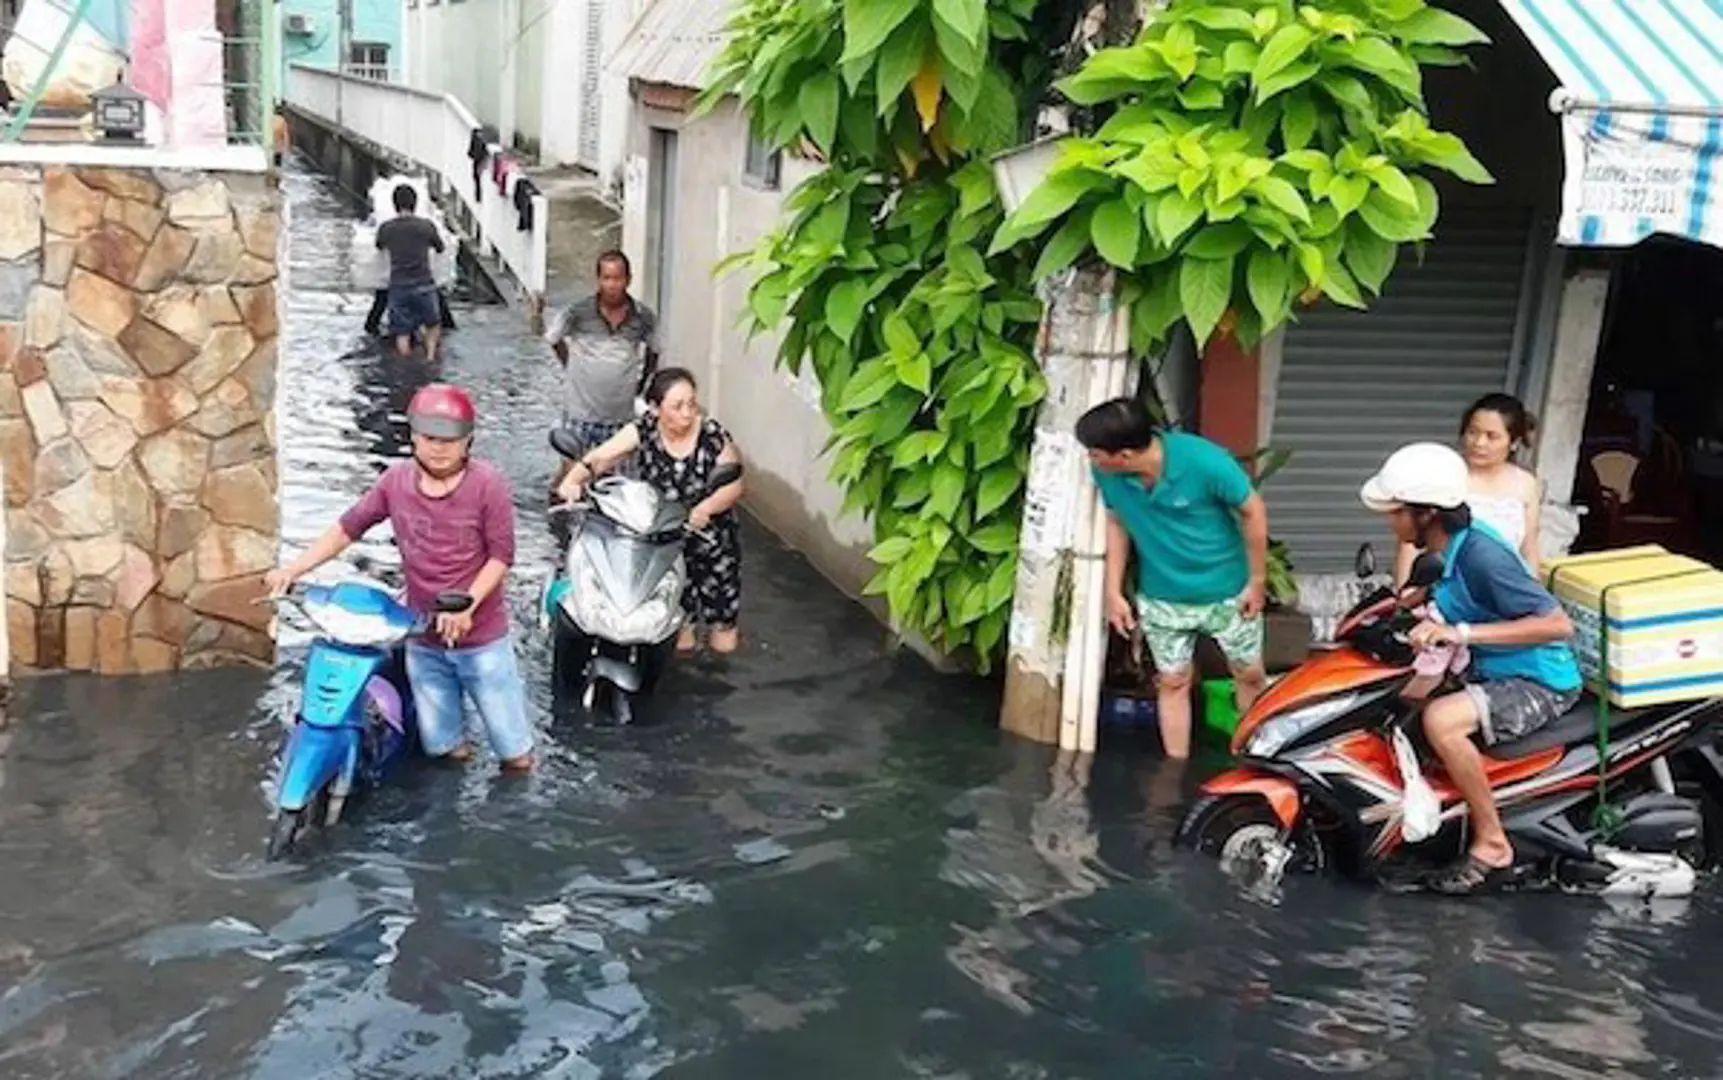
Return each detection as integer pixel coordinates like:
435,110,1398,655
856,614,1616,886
5,164,1723,1078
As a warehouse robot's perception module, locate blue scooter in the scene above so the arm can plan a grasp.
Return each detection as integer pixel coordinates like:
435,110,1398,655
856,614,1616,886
265,578,471,859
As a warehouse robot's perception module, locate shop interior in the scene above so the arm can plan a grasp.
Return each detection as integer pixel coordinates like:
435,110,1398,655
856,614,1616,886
1574,237,1723,564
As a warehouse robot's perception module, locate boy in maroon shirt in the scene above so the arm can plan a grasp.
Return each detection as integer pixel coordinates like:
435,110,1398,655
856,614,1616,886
267,384,534,771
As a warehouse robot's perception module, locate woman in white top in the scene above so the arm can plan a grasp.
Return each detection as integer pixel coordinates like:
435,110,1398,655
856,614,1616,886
1395,393,1542,585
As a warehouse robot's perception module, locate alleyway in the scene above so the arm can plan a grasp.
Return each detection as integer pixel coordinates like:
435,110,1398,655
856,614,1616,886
1,163,1722,1078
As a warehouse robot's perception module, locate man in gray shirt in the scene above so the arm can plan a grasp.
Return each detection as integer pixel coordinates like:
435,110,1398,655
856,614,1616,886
545,249,660,467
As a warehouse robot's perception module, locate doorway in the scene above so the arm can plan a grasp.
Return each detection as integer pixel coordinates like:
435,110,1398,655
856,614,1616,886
646,127,678,325
1574,238,1723,561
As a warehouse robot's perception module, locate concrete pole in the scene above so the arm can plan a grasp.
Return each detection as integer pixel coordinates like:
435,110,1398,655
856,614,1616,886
498,0,519,149
1534,268,1613,503
335,0,350,129
1000,267,1134,748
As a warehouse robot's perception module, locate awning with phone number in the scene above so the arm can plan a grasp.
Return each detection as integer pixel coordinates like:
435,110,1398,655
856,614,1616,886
1498,0,1723,250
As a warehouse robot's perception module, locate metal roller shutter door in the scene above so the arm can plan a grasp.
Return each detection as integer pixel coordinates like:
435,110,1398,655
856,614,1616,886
1266,206,1534,573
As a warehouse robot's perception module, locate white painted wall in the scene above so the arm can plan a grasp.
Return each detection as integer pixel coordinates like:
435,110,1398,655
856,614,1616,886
623,94,876,598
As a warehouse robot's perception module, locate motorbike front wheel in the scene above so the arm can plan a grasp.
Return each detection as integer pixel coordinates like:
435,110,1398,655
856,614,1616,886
1177,793,1328,877
582,679,634,726
267,808,307,860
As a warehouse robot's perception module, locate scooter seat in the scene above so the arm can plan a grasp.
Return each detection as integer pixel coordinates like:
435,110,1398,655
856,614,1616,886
1483,697,1647,760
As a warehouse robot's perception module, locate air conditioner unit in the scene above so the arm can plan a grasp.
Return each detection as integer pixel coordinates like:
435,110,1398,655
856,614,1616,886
284,13,314,35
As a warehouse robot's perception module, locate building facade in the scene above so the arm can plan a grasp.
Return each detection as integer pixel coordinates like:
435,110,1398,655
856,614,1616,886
399,0,644,192
279,0,402,88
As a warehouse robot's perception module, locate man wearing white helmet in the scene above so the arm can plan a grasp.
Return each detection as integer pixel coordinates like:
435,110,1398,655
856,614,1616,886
1361,442,1581,894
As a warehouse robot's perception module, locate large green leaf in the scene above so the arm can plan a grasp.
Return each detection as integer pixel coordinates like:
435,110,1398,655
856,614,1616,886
841,0,921,64
825,277,869,344
1155,190,1205,245
1392,8,1489,47
1000,168,1101,235
875,16,930,114
1253,25,1315,86
1185,5,1256,33
1320,258,1366,308
869,535,914,563
1342,219,1397,295
1367,162,1419,208
1342,35,1423,101
1033,209,1095,280
798,72,841,155
896,349,933,394
839,358,900,411
1280,91,1318,150
956,67,1020,155
1185,222,1252,259
975,463,1022,519
1246,246,1290,323
1251,175,1311,223
1091,197,1142,269
932,0,985,48
1179,255,1235,344
967,522,1019,555
927,458,967,520
1418,132,1495,184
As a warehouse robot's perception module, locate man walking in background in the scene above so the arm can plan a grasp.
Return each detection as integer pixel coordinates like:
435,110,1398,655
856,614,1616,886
376,184,447,362
544,250,660,484
1077,397,1272,760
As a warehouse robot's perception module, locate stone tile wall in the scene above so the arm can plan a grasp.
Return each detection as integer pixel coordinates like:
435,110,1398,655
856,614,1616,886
1,165,280,674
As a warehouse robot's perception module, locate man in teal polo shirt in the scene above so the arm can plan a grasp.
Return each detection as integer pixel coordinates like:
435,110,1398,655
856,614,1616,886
1076,397,1271,759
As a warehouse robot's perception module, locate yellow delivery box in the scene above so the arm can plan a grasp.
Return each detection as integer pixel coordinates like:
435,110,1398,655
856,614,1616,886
1544,545,1723,709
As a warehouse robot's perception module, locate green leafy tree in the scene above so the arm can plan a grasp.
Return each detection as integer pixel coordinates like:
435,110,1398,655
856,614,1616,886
699,0,1077,666
993,0,1494,354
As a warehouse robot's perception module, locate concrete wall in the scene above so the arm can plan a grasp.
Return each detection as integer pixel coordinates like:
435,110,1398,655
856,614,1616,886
622,95,876,604
280,0,402,86
1,164,281,674
402,0,503,137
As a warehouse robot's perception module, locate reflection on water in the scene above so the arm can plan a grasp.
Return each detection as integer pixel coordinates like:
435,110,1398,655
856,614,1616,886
2,162,1723,1078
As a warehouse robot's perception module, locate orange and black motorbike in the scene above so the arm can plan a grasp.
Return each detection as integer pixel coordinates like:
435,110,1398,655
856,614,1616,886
1174,546,1723,897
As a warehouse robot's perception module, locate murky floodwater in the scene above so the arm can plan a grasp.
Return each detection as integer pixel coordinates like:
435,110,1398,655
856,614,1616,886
5,164,1723,1079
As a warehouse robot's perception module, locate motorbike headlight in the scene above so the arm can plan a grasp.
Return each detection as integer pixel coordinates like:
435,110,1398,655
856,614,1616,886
1243,692,1365,758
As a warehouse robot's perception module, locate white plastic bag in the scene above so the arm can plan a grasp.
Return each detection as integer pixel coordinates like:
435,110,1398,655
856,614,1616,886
1392,726,1440,844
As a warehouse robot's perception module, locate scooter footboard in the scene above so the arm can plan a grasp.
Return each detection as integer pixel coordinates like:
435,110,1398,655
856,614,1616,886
278,723,359,812
1197,768,1303,830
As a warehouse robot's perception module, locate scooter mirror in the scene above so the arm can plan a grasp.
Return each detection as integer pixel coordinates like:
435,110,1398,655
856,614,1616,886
434,591,474,614
1406,552,1444,589
705,462,744,494
548,427,584,460
1354,543,1377,580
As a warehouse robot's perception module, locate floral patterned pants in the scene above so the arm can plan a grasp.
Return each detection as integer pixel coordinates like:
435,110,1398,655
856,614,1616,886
684,519,742,628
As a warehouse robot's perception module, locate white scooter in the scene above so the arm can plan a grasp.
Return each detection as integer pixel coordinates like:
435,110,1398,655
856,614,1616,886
538,427,743,723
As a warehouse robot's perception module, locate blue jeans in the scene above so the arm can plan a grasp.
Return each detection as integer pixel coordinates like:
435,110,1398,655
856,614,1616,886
388,284,441,336
405,636,534,761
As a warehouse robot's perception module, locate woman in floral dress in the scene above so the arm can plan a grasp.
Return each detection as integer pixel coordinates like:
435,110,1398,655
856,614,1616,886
556,367,745,653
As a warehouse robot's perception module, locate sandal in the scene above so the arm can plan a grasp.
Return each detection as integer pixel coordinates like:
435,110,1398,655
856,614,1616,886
1428,853,1519,896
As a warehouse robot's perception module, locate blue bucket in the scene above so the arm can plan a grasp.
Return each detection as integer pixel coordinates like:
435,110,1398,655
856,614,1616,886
1099,691,1158,729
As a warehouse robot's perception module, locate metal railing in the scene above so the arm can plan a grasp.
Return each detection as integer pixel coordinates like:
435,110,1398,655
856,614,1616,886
342,63,392,83
285,63,548,298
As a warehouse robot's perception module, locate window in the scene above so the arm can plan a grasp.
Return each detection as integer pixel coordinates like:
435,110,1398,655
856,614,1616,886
743,131,781,191
345,42,390,81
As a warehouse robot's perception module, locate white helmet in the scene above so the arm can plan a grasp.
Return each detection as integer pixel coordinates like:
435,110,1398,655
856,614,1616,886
1360,442,1469,511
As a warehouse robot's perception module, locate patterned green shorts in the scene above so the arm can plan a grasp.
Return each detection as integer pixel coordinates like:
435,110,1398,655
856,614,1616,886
1135,595,1264,675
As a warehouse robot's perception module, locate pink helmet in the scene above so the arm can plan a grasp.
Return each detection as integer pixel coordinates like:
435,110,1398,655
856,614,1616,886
407,383,476,439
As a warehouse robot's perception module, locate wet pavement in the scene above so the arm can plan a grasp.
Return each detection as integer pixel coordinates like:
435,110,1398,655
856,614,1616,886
4,163,1723,1078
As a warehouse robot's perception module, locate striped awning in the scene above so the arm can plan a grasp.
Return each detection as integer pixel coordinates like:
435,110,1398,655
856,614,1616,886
1499,0,1723,250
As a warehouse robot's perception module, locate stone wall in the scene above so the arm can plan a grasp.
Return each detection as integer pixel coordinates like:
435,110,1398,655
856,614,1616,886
1,164,280,674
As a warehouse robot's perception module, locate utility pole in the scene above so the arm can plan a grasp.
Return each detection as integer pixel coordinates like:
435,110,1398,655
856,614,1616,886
336,0,351,128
